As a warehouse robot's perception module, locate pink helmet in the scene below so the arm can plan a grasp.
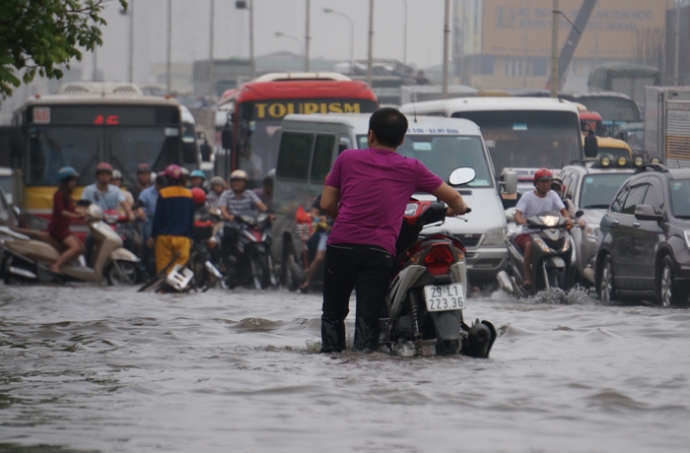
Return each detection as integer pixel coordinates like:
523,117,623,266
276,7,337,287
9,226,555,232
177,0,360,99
164,164,183,181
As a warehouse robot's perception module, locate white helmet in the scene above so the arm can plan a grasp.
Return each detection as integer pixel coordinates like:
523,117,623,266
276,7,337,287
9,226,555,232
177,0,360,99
230,169,248,181
112,169,123,180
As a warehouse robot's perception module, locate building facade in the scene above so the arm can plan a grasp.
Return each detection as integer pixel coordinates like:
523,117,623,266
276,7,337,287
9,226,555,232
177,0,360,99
454,0,670,92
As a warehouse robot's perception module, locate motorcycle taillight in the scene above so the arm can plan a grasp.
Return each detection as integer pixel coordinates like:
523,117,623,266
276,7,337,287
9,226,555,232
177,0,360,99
423,244,455,275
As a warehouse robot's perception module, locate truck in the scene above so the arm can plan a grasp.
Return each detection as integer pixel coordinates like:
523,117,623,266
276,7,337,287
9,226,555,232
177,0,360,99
644,86,690,167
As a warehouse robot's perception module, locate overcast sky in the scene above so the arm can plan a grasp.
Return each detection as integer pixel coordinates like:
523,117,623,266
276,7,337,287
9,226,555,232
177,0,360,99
92,0,447,83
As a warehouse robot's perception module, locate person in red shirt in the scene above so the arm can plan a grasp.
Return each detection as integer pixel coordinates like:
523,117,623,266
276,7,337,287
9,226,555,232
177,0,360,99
48,167,86,273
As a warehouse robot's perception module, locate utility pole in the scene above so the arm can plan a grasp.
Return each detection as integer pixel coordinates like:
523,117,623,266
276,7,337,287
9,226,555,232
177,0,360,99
209,0,215,96
549,0,559,97
403,0,408,65
674,0,680,86
442,0,451,99
166,0,172,93
249,0,255,77
305,0,311,72
128,0,134,83
367,0,374,87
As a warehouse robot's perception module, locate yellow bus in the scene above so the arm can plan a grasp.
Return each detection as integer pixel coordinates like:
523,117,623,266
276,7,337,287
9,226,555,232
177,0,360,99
10,82,195,234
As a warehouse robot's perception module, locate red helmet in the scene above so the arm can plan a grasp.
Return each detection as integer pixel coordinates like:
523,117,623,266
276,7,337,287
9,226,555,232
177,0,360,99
533,168,553,185
191,187,206,205
96,162,113,174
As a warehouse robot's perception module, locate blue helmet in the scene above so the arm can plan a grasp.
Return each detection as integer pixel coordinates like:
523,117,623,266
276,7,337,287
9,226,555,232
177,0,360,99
190,169,206,180
58,166,80,182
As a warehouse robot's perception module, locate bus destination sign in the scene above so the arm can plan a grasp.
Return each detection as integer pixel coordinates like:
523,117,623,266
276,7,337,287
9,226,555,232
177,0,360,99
253,100,374,119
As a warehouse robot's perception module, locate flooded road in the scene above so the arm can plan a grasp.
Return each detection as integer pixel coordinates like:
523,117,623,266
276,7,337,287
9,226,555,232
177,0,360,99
1,285,689,453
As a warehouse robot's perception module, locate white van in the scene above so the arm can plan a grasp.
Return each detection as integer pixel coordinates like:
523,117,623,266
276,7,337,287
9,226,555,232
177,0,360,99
273,113,508,284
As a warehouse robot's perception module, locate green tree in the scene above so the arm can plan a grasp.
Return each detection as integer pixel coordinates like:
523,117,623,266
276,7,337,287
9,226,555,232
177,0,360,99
0,0,128,101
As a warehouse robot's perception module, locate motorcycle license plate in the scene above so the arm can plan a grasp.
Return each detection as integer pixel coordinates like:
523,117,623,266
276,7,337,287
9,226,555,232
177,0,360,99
423,284,466,312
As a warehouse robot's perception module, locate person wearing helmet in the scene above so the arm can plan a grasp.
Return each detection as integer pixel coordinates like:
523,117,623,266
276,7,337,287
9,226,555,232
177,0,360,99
253,169,274,212
513,168,572,289
129,163,153,202
48,167,86,274
207,176,227,210
219,169,268,272
151,164,195,273
190,170,207,193
81,163,134,264
111,170,135,212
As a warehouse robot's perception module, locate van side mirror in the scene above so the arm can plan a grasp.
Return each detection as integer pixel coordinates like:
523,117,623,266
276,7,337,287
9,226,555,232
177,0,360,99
221,129,233,150
500,170,518,195
634,204,663,221
584,133,598,158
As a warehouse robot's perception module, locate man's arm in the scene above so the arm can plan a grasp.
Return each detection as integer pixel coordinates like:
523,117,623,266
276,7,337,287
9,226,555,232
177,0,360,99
514,210,526,226
320,185,340,220
220,205,234,222
432,183,468,215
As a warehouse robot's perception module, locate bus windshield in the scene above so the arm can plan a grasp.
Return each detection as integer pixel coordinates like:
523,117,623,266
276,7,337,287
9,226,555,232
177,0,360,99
450,110,582,176
237,98,378,180
23,104,182,187
576,97,640,123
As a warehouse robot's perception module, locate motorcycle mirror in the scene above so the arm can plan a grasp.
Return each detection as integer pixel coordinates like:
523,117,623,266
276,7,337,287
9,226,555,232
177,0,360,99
448,168,476,186
575,210,584,218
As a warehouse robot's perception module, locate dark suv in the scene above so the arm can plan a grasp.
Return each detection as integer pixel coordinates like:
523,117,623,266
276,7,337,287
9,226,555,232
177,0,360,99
596,164,690,306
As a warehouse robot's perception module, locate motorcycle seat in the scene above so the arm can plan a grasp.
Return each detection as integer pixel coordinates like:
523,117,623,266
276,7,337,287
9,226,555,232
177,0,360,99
11,227,67,253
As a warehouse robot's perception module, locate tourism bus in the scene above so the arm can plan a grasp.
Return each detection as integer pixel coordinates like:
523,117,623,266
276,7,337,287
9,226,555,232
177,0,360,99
216,73,378,185
10,82,195,231
400,97,594,190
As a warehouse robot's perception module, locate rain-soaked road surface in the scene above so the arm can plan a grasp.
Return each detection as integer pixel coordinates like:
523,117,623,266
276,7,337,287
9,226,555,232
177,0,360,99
1,284,689,453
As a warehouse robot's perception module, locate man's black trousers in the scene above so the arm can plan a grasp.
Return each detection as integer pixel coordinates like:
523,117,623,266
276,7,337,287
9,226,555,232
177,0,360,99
321,243,394,353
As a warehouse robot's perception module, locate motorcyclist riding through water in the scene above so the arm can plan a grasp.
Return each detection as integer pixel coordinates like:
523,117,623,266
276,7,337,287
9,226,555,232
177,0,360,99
513,168,572,289
219,170,269,282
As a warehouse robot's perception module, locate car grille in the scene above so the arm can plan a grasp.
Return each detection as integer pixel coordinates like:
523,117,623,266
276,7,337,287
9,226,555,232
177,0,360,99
453,233,483,249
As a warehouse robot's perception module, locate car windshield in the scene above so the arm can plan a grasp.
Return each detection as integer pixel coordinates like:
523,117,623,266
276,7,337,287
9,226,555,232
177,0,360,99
579,173,632,209
450,110,582,176
356,134,493,188
669,179,690,218
598,147,630,159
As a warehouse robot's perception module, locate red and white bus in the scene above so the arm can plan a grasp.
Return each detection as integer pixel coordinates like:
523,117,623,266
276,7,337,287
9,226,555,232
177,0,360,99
217,73,378,184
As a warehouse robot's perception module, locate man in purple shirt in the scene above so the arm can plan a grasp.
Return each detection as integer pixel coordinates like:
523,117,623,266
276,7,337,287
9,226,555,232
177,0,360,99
319,108,469,353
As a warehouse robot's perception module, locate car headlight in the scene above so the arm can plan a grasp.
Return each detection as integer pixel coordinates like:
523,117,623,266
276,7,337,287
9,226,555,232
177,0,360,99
482,227,506,246
585,224,600,239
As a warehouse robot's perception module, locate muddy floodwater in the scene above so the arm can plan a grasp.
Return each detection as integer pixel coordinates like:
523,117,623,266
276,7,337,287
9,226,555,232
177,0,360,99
1,285,689,453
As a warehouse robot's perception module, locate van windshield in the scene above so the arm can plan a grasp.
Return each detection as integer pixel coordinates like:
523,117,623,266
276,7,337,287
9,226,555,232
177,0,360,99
357,134,493,188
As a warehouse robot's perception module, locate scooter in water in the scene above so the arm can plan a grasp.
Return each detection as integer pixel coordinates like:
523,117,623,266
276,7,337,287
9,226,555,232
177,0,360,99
0,203,140,285
226,212,276,289
381,168,497,358
497,211,576,296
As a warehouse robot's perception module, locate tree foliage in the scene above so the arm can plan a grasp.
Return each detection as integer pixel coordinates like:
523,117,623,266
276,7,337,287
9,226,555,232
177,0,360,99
0,0,128,101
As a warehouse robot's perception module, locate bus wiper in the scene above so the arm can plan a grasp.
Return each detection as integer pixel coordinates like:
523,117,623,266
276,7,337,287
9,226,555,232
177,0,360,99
583,204,610,209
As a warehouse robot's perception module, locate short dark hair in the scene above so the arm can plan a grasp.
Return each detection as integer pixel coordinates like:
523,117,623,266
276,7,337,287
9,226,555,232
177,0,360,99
369,108,408,148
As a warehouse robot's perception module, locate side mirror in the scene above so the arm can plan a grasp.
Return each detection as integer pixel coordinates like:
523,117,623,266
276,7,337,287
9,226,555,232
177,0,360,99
500,170,518,195
634,204,663,221
575,210,584,218
221,129,233,150
584,134,598,158
448,167,476,186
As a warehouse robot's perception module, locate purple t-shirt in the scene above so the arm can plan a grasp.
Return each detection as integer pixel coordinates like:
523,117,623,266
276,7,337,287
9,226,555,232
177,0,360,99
325,148,443,254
